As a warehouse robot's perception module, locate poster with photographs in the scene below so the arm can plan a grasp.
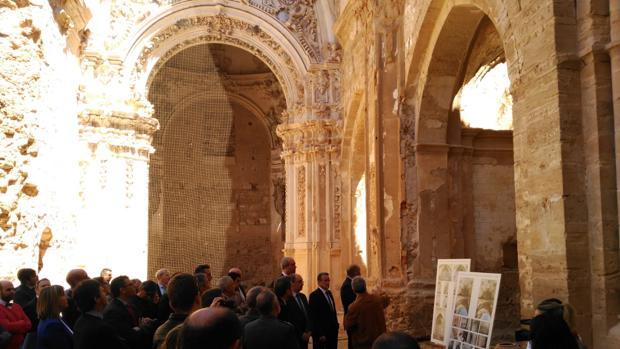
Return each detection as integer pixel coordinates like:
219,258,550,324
447,272,501,349
430,259,471,345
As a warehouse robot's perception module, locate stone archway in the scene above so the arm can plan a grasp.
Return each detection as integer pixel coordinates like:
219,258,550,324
402,3,521,339
100,1,344,291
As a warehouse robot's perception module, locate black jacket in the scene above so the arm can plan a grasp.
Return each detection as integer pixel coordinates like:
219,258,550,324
14,285,35,308
340,278,356,314
242,316,300,349
103,298,152,349
308,288,339,339
288,293,311,348
73,313,129,349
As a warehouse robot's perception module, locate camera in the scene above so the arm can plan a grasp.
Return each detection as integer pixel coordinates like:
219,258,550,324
219,299,236,309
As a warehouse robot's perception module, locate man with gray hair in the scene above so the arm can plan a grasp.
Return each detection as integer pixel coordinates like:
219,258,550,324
344,277,387,349
271,256,297,289
154,269,170,297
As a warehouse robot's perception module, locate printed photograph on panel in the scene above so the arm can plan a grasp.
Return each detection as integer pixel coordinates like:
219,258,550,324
455,276,473,316
431,259,471,345
432,313,445,341
475,279,498,321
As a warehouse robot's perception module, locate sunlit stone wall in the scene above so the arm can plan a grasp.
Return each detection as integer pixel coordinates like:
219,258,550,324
0,1,84,285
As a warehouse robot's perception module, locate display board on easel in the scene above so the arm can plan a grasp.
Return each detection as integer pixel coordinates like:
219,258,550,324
430,259,471,345
447,272,502,349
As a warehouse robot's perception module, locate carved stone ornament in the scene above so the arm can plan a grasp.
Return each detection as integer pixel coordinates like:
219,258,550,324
132,15,304,110
276,120,341,162
248,0,321,61
297,166,306,237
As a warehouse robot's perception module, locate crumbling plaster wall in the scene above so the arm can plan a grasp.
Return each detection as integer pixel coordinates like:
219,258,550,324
0,0,83,285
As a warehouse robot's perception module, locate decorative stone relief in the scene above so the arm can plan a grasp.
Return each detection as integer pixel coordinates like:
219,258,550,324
106,0,156,51
297,166,306,237
276,120,341,163
248,0,321,61
307,67,342,120
134,15,304,110
333,169,341,240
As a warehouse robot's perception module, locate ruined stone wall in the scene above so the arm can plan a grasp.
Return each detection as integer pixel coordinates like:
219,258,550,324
338,0,620,346
0,1,83,285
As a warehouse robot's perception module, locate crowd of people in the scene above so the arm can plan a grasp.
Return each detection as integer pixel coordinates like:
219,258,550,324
0,258,420,349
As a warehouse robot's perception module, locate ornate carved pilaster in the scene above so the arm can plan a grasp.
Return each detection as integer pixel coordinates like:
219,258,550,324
277,119,341,291
77,105,159,279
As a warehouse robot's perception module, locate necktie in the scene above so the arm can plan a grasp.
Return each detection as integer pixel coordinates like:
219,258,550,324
325,290,335,312
296,294,305,313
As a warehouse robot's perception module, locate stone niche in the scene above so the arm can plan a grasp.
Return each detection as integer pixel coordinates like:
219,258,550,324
147,44,285,284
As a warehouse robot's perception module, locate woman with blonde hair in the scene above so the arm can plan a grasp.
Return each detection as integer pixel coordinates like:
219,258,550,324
36,285,73,349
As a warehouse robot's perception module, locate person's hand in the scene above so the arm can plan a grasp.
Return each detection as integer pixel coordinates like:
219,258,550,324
210,297,224,308
139,317,154,327
302,332,311,341
319,336,326,342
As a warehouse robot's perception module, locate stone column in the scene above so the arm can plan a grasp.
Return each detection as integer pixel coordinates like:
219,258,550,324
77,110,157,280
277,120,340,292
610,0,620,241
607,0,620,344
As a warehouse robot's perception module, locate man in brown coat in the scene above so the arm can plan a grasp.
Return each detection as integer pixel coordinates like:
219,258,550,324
344,277,387,349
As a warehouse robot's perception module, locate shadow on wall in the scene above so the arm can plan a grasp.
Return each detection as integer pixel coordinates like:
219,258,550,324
147,44,284,285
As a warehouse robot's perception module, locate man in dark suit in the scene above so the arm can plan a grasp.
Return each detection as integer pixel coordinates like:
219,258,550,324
242,289,300,349
341,264,360,349
274,276,294,324
14,269,37,309
270,256,296,288
73,279,129,349
104,276,155,349
64,269,89,329
239,286,265,329
290,274,311,349
309,272,339,349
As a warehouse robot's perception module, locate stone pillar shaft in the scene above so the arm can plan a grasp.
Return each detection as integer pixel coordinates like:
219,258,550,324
278,120,340,293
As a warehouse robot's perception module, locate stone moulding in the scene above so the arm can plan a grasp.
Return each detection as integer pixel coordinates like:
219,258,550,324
125,9,309,113
78,110,159,136
276,120,341,161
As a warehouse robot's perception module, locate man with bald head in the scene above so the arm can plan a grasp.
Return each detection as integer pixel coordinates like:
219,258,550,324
0,280,31,349
64,268,89,329
180,307,241,349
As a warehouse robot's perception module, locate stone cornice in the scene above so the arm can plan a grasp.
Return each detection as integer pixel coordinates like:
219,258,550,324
78,110,160,136
276,120,341,160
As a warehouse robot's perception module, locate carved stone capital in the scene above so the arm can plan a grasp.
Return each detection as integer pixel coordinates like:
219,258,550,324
276,120,341,161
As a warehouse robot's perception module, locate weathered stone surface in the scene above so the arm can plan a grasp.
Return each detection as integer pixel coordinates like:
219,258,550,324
1,1,619,347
